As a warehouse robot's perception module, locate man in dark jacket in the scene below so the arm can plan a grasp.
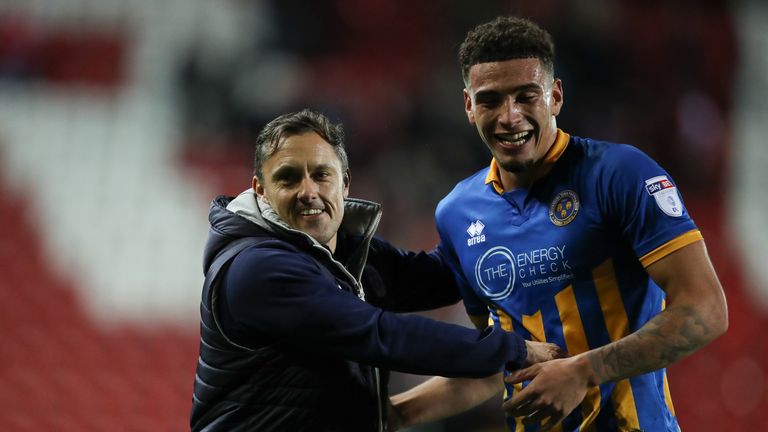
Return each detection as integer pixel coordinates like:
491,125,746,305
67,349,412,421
190,109,562,431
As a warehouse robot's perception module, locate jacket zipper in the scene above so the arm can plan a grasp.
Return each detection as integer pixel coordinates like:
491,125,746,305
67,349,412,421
311,244,365,300
375,367,383,432
241,196,384,428
310,244,383,430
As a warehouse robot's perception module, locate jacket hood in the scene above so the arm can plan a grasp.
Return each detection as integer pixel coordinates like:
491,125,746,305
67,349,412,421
202,189,383,281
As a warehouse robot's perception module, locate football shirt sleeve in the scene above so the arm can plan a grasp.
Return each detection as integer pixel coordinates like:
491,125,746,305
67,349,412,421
598,144,701,267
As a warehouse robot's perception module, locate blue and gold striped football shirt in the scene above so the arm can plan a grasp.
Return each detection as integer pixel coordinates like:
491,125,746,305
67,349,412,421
436,130,698,431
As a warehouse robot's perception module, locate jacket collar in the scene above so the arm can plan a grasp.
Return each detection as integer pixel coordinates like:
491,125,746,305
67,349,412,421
223,189,383,285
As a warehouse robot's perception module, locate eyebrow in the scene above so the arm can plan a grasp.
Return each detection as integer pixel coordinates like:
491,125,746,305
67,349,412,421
474,83,544,99
270,165,301,181
270,163,337,180
312,163,336,172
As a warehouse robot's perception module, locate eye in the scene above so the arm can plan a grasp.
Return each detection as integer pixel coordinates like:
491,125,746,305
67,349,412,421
517,92,538,103
475,93,502,108
273,171,300,186
314,171,331,181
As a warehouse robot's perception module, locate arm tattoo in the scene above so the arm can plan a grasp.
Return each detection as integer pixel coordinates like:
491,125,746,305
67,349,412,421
586,304,712,383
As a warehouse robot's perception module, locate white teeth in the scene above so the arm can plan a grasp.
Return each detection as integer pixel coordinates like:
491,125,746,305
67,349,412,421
300,209,323,215
498,131,531,145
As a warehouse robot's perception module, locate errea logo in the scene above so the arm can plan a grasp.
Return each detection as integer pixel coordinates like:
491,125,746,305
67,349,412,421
466,220,486,246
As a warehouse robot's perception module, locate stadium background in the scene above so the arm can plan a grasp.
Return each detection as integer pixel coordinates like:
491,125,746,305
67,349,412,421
0,0,766,430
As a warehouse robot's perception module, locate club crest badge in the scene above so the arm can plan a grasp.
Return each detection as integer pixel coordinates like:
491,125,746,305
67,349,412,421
549,190,579,226
645,176,683,217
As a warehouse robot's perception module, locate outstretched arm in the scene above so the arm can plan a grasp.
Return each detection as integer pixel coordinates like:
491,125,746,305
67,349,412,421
502,240,728,430
389,373,503,431
388,314,565,430
220,247,531,378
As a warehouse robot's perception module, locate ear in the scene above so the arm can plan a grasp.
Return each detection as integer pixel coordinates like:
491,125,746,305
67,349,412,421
463,89,476,124
342,169,350,198
551,78,564,117
252,176,266,201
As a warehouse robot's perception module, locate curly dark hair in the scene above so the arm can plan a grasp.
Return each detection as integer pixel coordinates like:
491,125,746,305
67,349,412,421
253,109,348,181
459,16,555,85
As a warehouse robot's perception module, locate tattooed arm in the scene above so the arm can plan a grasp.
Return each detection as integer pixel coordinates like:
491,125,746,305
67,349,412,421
502,240,728,430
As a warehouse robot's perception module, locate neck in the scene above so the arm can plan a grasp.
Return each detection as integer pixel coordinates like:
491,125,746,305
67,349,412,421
326,236,337,253
499,168,533,192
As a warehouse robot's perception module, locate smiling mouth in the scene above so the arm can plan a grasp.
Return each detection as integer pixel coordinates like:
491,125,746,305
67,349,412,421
495,130,533,147
299,208,324,216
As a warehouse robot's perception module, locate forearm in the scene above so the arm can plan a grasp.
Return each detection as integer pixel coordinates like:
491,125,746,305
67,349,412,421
583,302,726,384
391,374,502,428
583,241,728,384
363,313,527,377
502,242,728,424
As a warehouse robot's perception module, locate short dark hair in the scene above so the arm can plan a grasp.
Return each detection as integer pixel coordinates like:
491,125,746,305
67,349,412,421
253,109,348,181
459,16,555,85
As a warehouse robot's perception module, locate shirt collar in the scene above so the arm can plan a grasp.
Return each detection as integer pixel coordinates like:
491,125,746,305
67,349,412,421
484,128,570,194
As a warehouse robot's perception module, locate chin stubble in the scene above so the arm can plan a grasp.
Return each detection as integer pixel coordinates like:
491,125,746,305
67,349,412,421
498,158,535,174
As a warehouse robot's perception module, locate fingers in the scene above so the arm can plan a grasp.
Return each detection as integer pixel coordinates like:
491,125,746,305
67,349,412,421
503,398,534,418
520,408,550,425
552,344,568,359
506,403,566,431
538,414,566,431
502,366,542,416
505,364,540,384
526,341,568,364
504,400,564,430
502,384,537,417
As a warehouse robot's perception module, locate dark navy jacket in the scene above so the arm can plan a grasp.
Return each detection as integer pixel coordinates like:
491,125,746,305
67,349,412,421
190,191,527,431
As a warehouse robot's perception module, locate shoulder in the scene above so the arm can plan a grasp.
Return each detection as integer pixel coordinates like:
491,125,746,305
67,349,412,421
221,238,338,309
436,167,488,220
567,135,647,165
230,238,321,279
368,236,397,253
566,135,660,177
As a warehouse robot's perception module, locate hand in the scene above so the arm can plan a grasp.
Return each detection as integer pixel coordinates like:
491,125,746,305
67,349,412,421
524,340,566,366
502,356,595,431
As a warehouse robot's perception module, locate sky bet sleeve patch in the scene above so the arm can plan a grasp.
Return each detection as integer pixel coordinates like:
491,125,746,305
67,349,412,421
644,175,684,217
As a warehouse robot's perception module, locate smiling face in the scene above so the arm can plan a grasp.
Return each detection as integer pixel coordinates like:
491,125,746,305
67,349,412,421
253,131,349,251
464,57,563,189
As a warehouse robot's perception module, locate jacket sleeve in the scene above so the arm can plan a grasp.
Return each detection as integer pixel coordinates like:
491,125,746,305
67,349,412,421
362,237,461,312
217,244,528,378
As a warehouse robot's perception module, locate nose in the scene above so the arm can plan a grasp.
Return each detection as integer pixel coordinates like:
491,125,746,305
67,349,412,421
498,97,524,128
297,175,320,201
